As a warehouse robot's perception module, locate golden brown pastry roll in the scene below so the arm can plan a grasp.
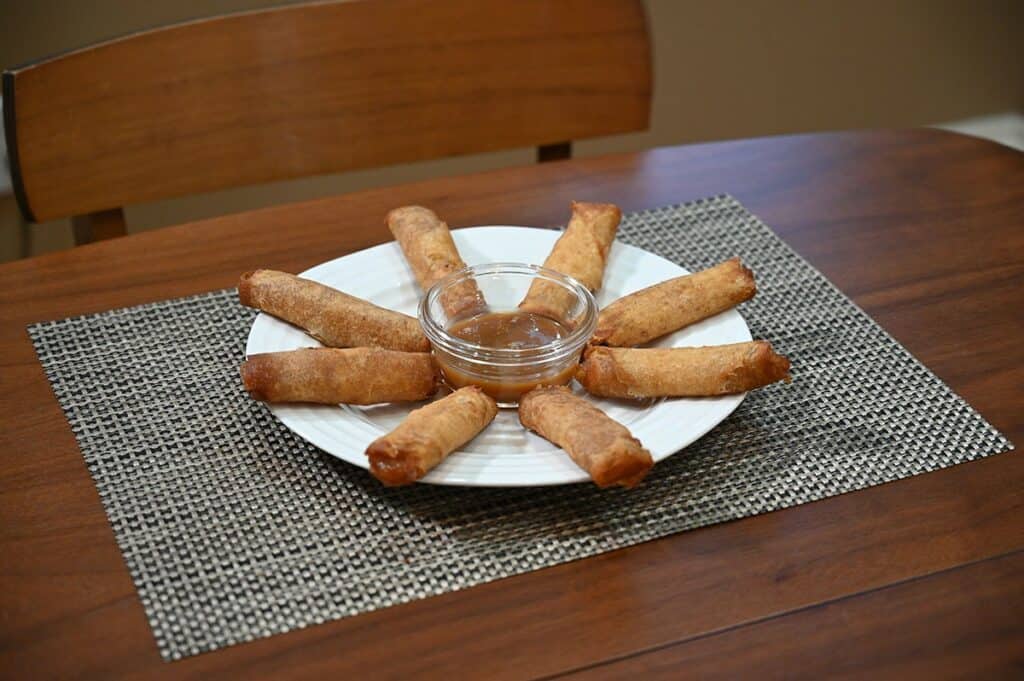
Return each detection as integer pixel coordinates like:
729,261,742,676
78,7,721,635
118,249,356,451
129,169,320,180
518,386,653,488
593,257,756,347
386,205,486,318
519,201,621,322
238,269,429,352
366,386,498,486
241,348,438,404
576,342,791,399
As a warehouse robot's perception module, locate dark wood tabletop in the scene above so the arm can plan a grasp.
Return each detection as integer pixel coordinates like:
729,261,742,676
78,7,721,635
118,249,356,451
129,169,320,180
1,129,1021,680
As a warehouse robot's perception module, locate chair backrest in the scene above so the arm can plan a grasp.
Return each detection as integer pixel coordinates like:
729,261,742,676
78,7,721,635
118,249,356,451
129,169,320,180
2,0,651,240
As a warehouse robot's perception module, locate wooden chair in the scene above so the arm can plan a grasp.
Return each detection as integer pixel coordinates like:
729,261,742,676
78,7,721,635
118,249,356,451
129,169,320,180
2,0,651,245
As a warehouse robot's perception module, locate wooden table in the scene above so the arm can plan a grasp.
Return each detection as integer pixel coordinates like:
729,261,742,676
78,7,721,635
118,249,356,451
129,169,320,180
1,130,1021,679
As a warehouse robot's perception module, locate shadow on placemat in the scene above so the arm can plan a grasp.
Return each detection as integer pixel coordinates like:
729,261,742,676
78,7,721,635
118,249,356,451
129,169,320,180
28,195,1012,660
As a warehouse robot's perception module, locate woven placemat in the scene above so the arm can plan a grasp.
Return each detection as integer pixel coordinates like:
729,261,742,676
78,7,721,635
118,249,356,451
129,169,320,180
29,195,1012,660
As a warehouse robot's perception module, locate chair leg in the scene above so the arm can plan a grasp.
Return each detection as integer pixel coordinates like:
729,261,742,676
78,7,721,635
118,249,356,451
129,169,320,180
18,212,30,259
537,141,572,163
72,207,127,245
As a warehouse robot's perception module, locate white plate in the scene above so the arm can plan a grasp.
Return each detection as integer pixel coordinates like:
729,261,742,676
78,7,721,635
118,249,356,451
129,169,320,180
245,226,751,486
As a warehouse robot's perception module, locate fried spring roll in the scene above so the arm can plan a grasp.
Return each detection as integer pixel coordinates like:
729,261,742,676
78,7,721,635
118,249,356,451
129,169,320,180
241,348,438,404
519,386,653,488
593,258,756,347
366,386,498,486
239,270,429,352
576,342,791,399
386,206,486,318
519,201,621,322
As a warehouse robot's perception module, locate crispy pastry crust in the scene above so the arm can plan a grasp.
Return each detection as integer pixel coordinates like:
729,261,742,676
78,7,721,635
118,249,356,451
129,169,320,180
366,386,498,486
519,201,620,323
238,269,429,352
518,385,653,488
593,258,756,347
576,342,791,398
241,348,438,404
386,205,486,318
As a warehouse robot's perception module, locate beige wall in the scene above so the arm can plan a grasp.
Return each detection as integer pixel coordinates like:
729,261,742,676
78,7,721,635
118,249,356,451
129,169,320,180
2,0,1022,261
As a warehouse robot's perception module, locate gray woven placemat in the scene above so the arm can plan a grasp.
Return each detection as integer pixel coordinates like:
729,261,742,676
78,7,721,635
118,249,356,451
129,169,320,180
29,195,1012,660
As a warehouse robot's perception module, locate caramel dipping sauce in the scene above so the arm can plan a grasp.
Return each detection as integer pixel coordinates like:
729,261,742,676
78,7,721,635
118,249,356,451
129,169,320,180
441,311,577,403
449,311,568,349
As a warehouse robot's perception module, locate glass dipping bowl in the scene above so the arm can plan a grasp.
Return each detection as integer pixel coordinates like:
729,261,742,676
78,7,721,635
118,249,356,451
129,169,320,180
419,263,598,407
